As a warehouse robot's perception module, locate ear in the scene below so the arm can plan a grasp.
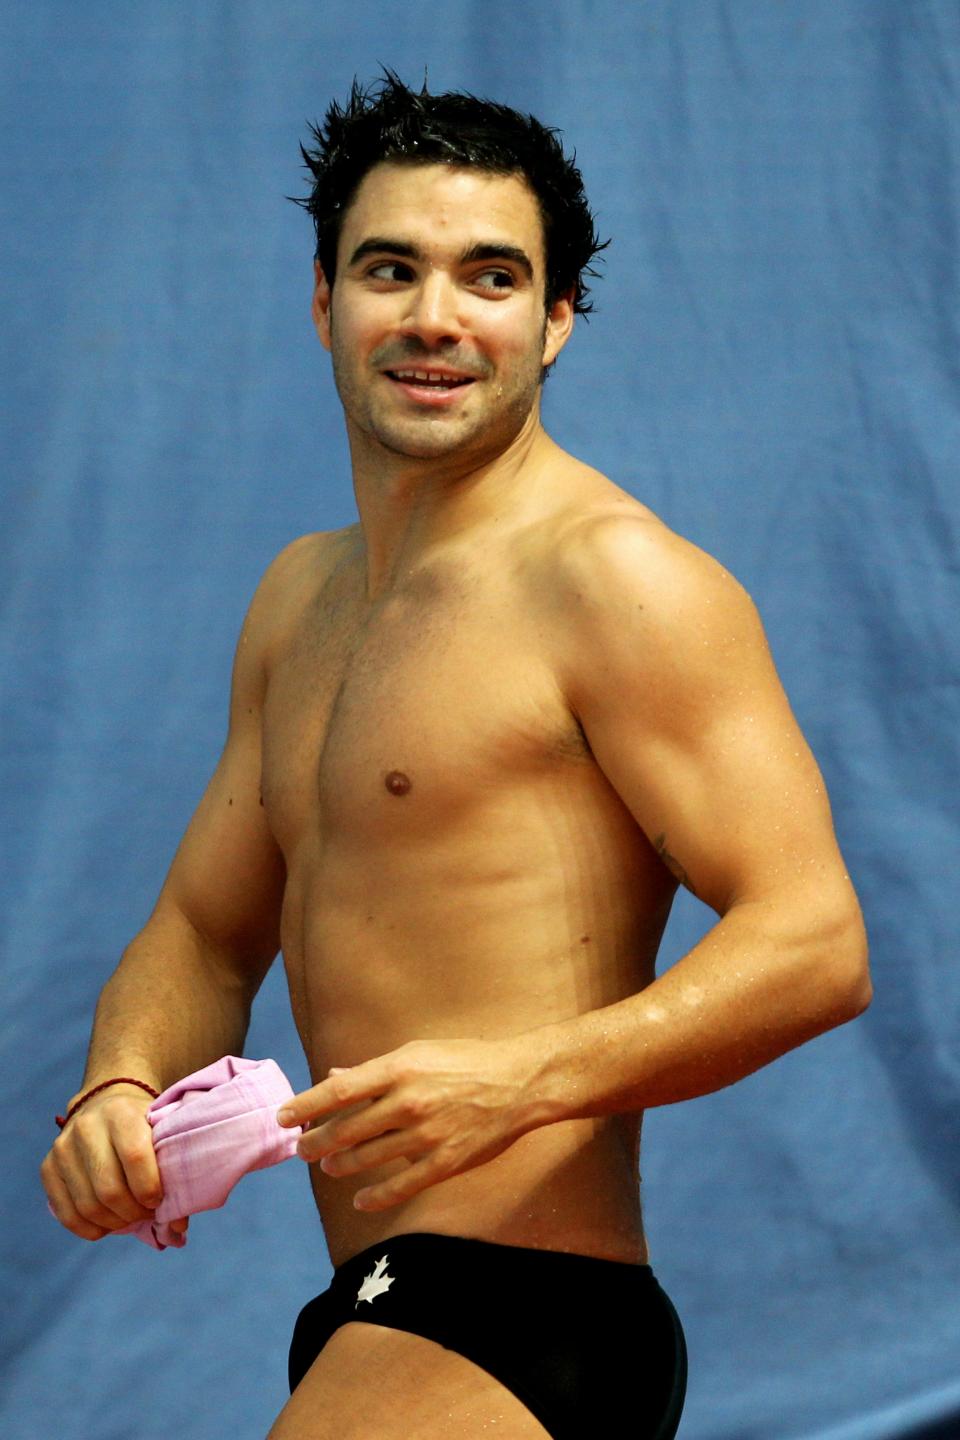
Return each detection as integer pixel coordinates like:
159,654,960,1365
541,289,575,368
312,260,332,351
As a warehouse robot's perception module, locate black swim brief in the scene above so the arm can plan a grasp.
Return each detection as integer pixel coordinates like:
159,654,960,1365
288,1232,686,1440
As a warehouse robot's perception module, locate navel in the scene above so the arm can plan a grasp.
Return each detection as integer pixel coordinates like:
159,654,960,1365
384,769,412,797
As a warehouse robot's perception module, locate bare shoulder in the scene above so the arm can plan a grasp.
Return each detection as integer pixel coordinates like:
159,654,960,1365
532,477,842,919
533,481,765,686
559,488,745,610
238,525,358,675
246,526,356,622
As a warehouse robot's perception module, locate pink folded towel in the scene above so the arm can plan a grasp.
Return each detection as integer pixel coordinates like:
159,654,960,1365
118,1056,302,1250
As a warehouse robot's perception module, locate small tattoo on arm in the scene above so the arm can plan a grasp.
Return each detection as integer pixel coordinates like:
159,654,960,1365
653,833,696,896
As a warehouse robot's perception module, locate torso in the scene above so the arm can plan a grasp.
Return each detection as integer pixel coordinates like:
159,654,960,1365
260,468,676,1267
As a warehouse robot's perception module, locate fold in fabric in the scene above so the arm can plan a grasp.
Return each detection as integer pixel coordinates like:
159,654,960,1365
117,1056,302,1250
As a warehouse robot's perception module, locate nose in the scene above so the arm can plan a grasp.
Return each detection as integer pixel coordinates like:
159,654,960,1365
401,270,463,348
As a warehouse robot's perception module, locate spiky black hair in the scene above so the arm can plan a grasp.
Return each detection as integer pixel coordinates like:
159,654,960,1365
292,71,607,316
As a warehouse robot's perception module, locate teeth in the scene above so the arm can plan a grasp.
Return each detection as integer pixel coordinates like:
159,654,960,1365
391,370,468,385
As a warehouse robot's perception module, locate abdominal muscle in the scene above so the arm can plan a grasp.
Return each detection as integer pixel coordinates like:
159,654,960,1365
280,837,668,1269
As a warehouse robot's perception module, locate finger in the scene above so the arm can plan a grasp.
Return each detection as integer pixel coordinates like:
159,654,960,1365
108,1109,163,1210
318,1129,421,1178
296,1096,400,1162
85,1158,154,1228
57,1115,157,1229
49,1146,129,1231
352,1152,448,1213
278,1063,387,1127
169,1217,190,1237
42,1154,111,1241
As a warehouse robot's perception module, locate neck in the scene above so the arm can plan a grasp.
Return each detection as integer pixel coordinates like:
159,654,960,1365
347,408,555,599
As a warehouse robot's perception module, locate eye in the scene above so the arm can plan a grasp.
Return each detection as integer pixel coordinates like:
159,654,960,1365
367,261,414,283
472,269,516,292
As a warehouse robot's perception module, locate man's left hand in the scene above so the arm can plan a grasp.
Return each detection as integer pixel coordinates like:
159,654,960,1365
277,1036,557,1212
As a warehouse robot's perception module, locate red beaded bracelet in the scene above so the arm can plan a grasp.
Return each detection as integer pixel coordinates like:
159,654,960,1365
55,1077,161,1130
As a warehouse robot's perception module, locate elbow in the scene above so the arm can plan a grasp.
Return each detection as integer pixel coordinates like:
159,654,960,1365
838,960,872,1022
820,901,872,1023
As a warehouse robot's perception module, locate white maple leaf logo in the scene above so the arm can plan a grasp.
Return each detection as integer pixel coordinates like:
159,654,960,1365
355,1255,395,1308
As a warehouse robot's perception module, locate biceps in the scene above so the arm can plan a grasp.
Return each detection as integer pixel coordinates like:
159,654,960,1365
586,697,843,914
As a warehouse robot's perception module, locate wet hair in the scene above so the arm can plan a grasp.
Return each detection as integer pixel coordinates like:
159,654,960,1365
292,71,607,316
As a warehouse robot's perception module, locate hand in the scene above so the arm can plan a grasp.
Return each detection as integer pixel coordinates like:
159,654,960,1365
277,1036,555,1213
41,1086,189,1242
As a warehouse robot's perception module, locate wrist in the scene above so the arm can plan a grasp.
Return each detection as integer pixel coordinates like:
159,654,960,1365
57,1075,162,1130
74,1060,166,1104
513,1017,604,1126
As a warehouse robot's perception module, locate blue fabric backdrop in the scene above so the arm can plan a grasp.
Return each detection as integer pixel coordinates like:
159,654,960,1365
3,2,958,1436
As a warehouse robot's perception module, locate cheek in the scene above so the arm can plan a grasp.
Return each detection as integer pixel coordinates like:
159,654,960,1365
328,290,383,352
480,308,548,366
330,321,380,387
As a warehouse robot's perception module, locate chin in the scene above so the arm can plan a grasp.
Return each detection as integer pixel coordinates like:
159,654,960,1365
370,414,500,462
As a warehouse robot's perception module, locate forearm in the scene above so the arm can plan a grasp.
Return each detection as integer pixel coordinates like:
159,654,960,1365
74,905,260,1102
531,893,870,1120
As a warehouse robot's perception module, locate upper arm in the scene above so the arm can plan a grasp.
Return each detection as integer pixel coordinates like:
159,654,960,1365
149,540,310,982
560,516,859,921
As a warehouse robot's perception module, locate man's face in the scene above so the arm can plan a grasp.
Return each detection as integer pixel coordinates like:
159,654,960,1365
312,162,574,465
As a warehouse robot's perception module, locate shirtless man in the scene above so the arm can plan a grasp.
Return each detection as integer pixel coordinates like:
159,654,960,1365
41,76,871,1439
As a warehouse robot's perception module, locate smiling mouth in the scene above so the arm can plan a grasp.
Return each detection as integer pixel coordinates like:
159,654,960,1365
385,369,476,390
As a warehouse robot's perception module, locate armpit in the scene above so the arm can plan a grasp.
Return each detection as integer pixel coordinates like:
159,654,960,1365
652,833,697,897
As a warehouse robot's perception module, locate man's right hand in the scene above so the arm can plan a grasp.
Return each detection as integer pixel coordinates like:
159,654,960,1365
41,1085,188,1242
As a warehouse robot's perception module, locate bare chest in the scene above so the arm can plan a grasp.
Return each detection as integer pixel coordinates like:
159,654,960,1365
261,570,585,857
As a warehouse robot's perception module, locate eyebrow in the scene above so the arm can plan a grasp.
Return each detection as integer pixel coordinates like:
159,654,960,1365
462,243,535,281
347,237,535,282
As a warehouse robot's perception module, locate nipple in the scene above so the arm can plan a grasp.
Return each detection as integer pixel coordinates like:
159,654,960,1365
384,770,412,797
